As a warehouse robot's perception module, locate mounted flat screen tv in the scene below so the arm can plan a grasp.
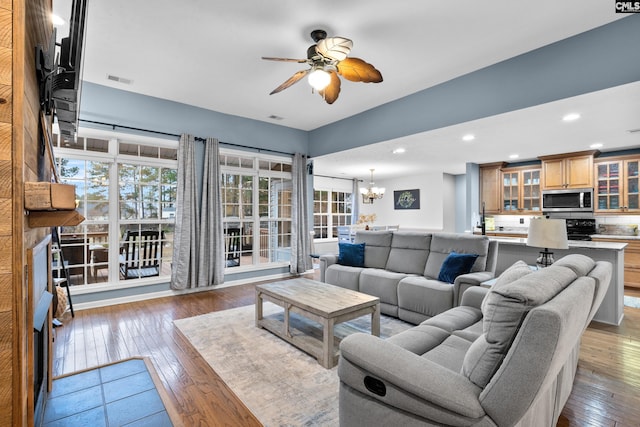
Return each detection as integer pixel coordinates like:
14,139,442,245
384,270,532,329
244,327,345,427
52,0,88,140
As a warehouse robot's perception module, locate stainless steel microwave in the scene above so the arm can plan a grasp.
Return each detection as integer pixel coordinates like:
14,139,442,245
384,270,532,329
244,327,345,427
541,188,594,212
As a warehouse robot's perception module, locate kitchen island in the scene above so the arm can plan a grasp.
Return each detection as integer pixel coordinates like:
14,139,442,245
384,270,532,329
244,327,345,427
488,236,626,326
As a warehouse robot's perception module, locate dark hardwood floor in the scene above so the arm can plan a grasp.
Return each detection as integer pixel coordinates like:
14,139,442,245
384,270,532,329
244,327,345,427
52,282,640,426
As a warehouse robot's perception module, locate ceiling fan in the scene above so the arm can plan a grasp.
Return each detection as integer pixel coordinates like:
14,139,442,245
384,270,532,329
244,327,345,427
262,29,383,104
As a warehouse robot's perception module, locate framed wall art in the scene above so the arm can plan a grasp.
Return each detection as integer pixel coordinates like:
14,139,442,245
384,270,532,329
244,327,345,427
394,189,420,210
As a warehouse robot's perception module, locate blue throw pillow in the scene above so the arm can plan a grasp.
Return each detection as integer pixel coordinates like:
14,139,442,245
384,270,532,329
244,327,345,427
438,251,479,284
338,242,366,267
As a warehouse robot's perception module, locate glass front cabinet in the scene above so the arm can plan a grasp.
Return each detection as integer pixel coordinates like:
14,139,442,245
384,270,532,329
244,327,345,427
501,167,541,213
595,157,640,213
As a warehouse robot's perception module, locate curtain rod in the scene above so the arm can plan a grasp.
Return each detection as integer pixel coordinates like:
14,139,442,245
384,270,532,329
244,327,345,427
78,119,296,157
314,173,363,182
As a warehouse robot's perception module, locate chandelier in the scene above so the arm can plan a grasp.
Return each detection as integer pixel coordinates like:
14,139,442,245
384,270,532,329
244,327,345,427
360,169,385,204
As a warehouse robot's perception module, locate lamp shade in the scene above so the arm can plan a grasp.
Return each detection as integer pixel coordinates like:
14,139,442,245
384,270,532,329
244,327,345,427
526,218,569,249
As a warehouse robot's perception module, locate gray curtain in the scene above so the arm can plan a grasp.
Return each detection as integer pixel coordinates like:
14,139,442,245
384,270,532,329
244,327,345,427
290,153,311,274
171,134,224,289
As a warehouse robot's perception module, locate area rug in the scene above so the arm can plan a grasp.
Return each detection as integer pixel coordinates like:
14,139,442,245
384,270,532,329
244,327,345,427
174,303,412,426
624,295,640,308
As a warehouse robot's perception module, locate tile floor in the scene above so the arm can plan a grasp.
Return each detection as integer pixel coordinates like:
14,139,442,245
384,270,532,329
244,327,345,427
43,358,174,427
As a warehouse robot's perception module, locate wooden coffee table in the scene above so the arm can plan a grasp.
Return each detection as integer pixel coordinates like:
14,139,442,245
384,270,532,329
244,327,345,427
255,278,380,368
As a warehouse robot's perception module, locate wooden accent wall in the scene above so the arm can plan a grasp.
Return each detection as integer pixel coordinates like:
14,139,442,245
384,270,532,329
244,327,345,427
0,1,13,425
0,0,52,425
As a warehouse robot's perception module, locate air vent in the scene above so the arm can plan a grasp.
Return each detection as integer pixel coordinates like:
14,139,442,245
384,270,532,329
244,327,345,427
106,74,133,85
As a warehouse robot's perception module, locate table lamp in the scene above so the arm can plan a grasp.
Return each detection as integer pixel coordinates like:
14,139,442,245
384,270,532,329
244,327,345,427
526,217,569,268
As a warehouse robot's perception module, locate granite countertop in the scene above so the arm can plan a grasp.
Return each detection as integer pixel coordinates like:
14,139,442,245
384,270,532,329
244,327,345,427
476,229,640,240
488,236,627,250
473,228,528,235
591,234,640,240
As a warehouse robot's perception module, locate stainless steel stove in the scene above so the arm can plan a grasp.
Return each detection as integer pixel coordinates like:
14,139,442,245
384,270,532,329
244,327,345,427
565,218,596,241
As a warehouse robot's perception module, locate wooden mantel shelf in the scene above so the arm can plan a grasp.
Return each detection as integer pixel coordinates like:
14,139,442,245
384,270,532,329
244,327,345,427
24,182,85,227
27,210,85,228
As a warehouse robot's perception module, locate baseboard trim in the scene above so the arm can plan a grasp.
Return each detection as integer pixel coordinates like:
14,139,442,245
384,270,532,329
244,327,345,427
70,271,307,311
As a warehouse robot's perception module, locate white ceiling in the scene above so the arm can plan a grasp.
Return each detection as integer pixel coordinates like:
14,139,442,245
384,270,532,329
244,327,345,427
53,1,639,179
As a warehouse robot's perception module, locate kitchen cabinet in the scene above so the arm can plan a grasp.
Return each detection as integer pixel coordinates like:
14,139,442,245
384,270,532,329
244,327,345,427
595,156,640,213
480,162,505,214
539,151,598,190
501,167,542,213
591,237,640,289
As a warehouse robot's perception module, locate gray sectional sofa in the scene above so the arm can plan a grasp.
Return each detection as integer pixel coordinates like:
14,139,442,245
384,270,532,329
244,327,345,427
338,254,612,427
319,231,498,324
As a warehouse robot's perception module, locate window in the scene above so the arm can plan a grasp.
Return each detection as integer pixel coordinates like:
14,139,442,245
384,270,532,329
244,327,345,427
313,189,352,239
314,190,329,239
53,131,177,288
53,131,294,290
221,152,292,266
117,162,176,279
55,157,111,285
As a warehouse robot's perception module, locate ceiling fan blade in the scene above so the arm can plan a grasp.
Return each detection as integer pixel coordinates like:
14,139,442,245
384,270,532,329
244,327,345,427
319,71,341,104
337,57,383,83
269,69,310,95
262,56,308,63
316,37,353,61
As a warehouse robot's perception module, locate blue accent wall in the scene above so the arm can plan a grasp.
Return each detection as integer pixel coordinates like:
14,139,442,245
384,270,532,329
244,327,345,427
308,15,640,157
79,82,309,155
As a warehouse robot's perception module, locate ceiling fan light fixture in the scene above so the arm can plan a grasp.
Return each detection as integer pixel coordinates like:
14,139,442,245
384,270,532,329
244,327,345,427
263,30,381,104
308,68,331,91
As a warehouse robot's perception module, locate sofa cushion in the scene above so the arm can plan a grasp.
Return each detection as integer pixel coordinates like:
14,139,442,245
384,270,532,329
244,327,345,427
420,306,483,334
481,260,534,312
386,324,451,355
461,264,579,388
452,321,484,342
494,260,534,287
397,277,455,320
424,335,474,373
553,253,596,277
325,265,364,291
355,231,393,269
338,242,365,267
437,252,479,284
385,232,432,275
424,233,490,279
359,269,408,309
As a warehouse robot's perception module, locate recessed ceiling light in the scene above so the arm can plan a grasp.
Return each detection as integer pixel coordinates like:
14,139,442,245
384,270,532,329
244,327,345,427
462,134,475,141
590,143,603,149
562,113,581,122
509,154,519,159
392,148,406,154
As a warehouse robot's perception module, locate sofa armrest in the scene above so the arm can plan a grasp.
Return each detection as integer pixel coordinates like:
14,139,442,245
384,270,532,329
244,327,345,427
453,271,495,306
339,333,485,422
460,286,489,309
455,271,494,286
319,254,338,282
